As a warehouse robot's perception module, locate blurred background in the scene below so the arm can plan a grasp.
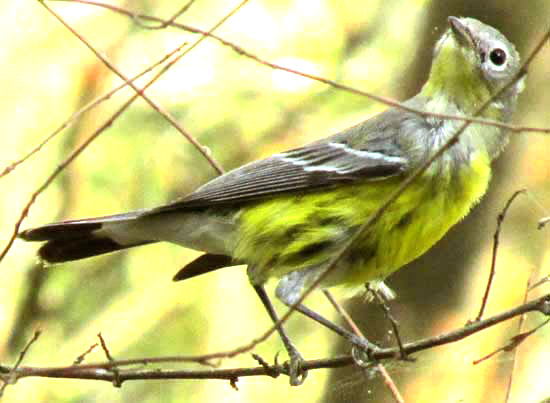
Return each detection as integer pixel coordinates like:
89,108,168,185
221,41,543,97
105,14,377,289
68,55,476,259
1,0,549,402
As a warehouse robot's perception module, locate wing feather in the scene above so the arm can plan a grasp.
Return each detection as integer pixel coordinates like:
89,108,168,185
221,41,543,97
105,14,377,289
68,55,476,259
149,140,407,213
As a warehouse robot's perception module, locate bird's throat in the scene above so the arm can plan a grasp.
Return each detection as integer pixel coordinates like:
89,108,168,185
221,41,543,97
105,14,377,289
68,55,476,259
421,39,496,118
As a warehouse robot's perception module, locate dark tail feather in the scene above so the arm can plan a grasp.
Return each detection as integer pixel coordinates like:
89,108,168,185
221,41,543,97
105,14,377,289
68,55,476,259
38,236,153,263
18,211,144,241
173,253,237,281
19,222,103,242
19,211,153,263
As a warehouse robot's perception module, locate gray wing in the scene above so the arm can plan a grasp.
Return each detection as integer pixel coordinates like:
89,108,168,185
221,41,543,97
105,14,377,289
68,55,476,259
144,99,432,213
148,139,408,214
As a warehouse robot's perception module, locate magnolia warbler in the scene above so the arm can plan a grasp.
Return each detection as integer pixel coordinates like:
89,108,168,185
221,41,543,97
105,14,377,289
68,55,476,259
20,17,524,385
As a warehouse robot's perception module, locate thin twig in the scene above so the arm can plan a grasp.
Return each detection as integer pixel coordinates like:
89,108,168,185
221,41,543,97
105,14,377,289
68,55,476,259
58,0,550,136
476,190,526,321
133,0,197,30
73,342,98,365
0,42,188,179
251,353,279,379
0,330,41,396
473,318,549,365
323,290,405,403
39,0,225,175
97,333,115,362
97,333,121,387
323,290,363,337
503,259,543,402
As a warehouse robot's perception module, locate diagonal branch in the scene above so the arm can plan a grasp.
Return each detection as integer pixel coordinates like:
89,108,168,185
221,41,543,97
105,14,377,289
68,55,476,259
58,0,550,135
0,42,187,179
39,0,225,175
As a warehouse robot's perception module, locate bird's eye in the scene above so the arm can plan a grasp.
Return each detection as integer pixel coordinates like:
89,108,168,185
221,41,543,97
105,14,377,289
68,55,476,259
489,48,507,66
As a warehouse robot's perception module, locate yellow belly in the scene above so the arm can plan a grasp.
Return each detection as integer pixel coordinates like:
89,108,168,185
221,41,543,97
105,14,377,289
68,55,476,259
236,151,491,288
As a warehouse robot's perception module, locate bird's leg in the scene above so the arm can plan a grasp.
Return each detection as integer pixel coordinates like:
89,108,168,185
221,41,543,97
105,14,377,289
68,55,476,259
275,272,380,362
366,283,412,362
252,284,307,386
280,297,380,356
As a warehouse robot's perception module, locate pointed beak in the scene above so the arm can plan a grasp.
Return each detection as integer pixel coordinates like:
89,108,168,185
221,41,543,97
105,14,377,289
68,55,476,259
448,16,474,47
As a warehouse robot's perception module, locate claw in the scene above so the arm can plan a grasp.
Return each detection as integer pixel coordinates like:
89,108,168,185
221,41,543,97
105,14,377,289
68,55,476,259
351,345,372,368
284,346,308,386
350,335,380,368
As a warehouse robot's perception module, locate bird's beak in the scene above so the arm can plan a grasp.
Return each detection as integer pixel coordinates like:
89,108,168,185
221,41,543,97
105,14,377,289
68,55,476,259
448,16,474,47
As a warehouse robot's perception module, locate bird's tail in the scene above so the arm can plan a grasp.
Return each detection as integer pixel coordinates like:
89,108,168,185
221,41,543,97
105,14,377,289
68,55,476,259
18,211,155,263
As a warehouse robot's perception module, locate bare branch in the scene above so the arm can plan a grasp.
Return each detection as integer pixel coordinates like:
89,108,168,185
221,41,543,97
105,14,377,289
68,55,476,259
474,319,549,366
1,294,548,385
368,286,410,362
324,290,405,403
0,42,187,179
57,0,550,135
73,342,98,365
133,0,197,30
0,330,41,396
503,254,545,402
97,333,115,362
39,0,225,175
96,333,121,387
476,189,526,321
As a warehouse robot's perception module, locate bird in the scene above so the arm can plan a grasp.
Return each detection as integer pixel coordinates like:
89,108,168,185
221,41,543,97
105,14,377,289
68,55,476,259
19,16,524,385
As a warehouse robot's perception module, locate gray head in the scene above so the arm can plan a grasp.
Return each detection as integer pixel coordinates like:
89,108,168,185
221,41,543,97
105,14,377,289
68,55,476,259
448,17,523,91
423,16,525,118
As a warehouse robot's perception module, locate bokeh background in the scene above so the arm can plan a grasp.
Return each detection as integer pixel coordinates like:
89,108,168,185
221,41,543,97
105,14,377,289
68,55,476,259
1,1,549,402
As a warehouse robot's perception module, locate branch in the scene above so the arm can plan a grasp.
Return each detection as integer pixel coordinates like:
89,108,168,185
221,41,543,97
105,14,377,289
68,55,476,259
57,0,550,136
323,290,404,403
2,294,548,385
39,0,226,175
0,41,187,179
503,248,545,402
0,330,41,397
476,189,526,321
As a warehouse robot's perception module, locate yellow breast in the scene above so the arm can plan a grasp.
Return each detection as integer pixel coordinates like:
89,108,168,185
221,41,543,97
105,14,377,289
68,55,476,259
237,150,492,288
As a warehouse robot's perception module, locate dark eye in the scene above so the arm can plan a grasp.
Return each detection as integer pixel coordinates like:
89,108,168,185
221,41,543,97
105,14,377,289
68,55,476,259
489,48,507,66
